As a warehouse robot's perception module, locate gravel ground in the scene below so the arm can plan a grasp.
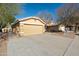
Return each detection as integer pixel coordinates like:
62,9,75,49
0,40,7,56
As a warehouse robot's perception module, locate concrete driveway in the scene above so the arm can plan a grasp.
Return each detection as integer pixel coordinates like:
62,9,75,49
7,32,79,56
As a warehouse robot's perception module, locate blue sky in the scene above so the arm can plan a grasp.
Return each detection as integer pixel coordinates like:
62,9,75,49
16,3,63,21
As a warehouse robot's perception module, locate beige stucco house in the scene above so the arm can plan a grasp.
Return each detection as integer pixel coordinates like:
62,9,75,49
12,16,46,36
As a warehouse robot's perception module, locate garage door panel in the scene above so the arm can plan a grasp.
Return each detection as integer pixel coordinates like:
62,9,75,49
20,25,44,36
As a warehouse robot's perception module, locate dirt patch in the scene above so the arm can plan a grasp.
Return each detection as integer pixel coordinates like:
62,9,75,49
0,40,7,56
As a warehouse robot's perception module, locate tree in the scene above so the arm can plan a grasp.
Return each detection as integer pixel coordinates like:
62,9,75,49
0,3,21,32
37,11,53,24
57,4,79,32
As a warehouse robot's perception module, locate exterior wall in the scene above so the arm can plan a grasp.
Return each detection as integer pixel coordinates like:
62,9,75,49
46,25,59,32
12,22,20,34
19,18,45,36
20,18,44,25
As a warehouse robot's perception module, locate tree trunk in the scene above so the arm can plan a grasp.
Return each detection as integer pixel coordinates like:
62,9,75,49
74,24,78,33
0,26,2,32
0,28,2,32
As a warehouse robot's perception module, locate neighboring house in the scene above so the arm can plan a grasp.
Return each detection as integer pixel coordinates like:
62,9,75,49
46,22,59,32
59,24,65,32
2,27,8,33
12,16,46,36
58,23,79,33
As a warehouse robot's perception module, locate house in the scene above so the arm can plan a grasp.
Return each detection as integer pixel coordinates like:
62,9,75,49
12,16,46,36
11,20,20,35
46,22,59,32
58,23,79,33
2,27,8,33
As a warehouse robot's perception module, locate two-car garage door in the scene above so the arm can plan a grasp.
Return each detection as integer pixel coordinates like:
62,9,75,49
20,24,45,36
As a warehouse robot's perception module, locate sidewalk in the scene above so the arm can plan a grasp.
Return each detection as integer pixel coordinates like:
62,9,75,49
64,35,79,56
